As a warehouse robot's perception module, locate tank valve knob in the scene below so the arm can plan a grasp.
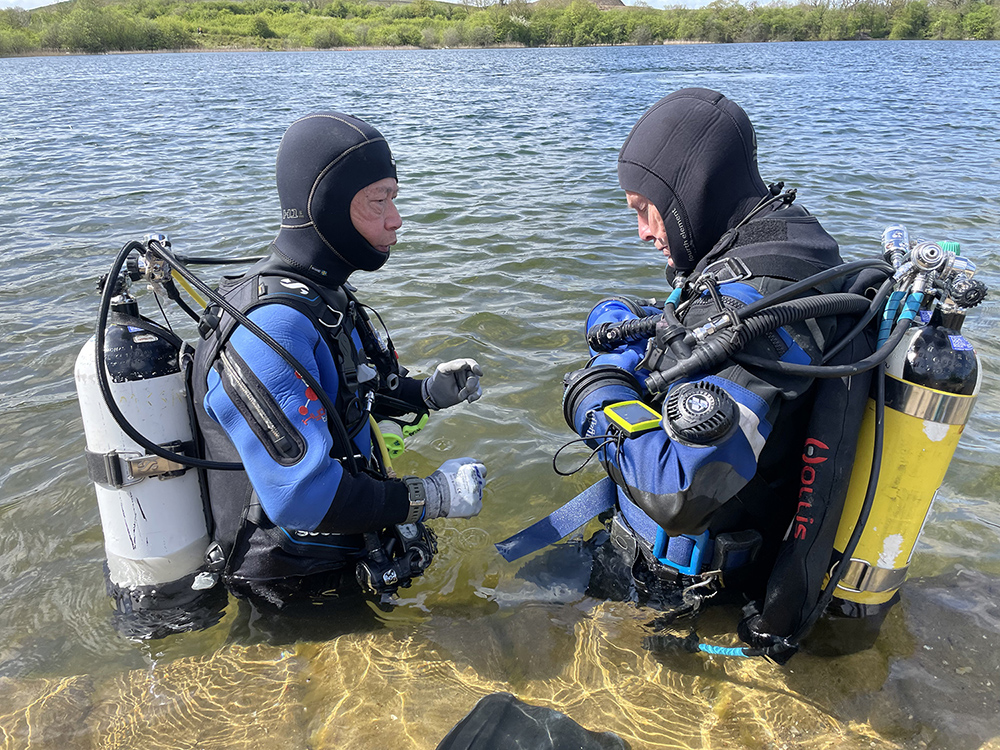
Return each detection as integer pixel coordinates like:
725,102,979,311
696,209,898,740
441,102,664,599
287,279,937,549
949,277,987,309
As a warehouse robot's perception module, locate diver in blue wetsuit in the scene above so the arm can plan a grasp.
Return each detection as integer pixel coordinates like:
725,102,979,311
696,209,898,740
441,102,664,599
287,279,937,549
192,112,486,608
562,88,850,613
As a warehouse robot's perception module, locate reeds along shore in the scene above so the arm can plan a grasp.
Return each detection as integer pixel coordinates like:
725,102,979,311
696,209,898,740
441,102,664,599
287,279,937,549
2,0,998,57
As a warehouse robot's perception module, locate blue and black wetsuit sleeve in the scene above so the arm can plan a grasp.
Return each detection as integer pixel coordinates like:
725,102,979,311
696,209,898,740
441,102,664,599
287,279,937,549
570,286,823,535
202,303,410,534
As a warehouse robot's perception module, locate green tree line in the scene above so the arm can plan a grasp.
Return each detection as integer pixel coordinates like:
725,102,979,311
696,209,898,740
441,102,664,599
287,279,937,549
2,0,998,56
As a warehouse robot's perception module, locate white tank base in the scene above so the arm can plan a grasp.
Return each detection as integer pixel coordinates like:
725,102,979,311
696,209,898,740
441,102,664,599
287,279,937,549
106,534,212,590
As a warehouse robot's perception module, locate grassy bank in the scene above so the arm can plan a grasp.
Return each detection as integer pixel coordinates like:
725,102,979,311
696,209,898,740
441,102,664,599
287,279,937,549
2,0,998,57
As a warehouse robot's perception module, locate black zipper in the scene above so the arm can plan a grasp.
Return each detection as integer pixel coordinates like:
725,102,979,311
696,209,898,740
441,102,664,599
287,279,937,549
218,348,304,463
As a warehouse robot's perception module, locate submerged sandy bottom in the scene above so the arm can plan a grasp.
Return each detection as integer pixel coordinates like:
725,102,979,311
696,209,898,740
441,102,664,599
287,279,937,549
5,574,998,750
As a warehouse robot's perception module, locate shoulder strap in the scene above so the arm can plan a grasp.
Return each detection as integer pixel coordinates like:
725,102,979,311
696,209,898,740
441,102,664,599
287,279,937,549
255,274,348,330
345,289,405,392
697,253,828,287
256,274,363,397
197,270,363,471
742,255,828,283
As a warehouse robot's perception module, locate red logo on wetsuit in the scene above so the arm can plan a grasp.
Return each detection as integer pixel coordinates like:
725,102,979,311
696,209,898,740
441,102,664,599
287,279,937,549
295,371,326,425
794,437,828,541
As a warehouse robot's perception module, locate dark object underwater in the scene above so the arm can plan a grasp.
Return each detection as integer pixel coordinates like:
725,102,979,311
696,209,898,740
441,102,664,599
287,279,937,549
436,692,630,750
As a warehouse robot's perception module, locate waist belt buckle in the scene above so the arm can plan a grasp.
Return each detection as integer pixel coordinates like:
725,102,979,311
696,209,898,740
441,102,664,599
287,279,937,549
703,257,752,285
662,530,712,577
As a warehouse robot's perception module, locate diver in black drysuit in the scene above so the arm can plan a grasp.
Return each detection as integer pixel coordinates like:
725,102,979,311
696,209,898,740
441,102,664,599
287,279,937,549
192,113,487,609
563,88,864,629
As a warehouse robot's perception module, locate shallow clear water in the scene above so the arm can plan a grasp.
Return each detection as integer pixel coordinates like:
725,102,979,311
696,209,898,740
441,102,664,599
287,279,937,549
1,41,999,749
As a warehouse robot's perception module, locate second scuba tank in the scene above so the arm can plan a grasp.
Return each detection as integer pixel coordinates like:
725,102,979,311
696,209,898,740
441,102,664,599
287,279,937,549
826,244,983,628
75,289,222,635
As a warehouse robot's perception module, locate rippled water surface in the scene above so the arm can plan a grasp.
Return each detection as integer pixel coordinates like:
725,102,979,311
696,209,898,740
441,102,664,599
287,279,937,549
1,42,999,749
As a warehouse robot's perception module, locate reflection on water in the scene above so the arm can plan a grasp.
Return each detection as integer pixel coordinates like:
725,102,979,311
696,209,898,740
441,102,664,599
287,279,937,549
0,601,907,750
2,41,1000,749
3,563,998,748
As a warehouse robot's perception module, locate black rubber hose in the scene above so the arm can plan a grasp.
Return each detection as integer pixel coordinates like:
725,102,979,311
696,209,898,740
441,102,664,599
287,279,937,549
734,315,914,379
821,276,895,364
587,314,660,352
148,240,360,474
163,278,201,322
95,242,244,471
736,293,872,342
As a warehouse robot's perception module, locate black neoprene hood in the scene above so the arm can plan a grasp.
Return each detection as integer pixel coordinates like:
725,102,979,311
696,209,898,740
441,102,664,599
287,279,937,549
618,88,769,272
272,112,397,284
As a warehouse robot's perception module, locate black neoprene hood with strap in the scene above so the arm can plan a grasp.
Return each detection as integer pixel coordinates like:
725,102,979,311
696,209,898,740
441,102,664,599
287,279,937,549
617,88,770,272
272,111,398,285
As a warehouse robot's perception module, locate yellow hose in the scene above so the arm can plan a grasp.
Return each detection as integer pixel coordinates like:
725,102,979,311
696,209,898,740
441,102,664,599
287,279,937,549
370,415,394,476
171,269,208,309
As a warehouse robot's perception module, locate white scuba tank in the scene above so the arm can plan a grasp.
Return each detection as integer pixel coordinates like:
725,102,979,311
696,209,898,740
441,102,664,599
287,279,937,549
74,307,212,610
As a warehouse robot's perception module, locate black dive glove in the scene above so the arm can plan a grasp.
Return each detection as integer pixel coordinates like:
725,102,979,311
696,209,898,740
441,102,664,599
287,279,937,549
421,358,484,410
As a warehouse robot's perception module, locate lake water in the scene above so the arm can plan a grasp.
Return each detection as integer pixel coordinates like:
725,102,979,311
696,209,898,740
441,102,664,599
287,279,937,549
1,41,999,749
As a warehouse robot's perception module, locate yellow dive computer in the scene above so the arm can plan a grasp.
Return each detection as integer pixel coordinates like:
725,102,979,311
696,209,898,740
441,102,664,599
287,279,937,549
603,400,662,437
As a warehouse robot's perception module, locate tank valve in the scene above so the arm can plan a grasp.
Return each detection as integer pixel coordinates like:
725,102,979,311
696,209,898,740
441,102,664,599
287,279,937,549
948,277,988,309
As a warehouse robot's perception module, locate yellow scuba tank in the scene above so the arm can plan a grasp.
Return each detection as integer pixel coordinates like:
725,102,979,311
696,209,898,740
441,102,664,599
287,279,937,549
829,239,984,615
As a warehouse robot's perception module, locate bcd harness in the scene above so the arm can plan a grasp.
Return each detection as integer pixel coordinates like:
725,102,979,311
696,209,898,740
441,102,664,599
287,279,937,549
196,268,411,567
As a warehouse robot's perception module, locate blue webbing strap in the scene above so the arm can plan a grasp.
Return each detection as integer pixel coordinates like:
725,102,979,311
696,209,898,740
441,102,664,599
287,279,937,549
657,531,712,576
617,492,660,545
495,477,618,563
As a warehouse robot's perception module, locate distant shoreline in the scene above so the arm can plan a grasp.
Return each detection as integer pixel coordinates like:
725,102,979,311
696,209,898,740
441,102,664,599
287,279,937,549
7,38,990,60
3,0,992,59
2,40,716,60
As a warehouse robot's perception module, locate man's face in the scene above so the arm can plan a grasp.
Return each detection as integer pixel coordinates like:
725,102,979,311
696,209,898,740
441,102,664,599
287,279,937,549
625,191,671,267
350,177,401,254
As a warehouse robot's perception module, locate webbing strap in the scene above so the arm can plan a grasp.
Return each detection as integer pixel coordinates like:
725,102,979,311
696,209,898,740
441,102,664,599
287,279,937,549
620,494,758,576
738,255,826,283
496,478,761,575
494,477,617,562
617,492,660,547
663,534,696,564
655,529,713,576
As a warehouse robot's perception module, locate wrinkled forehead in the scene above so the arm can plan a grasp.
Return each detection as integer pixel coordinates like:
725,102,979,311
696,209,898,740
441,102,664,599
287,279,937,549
359,178,398,199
